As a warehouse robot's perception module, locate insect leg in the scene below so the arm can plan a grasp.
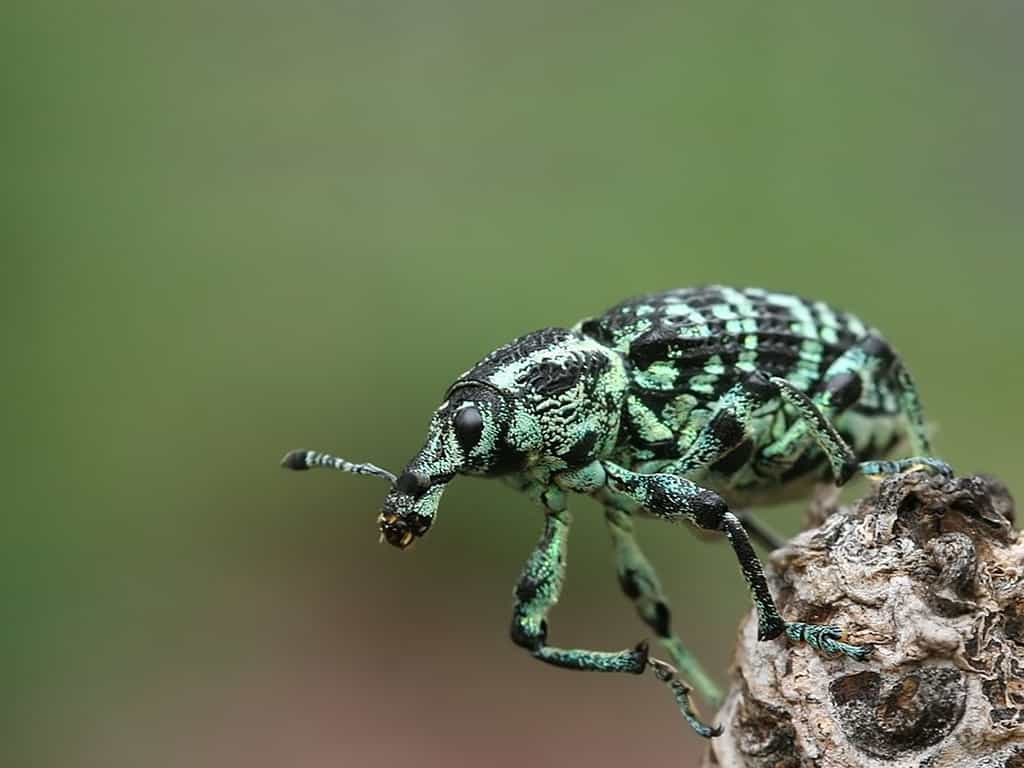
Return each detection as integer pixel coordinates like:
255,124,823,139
511,508,648,674
773,375,951,486
858,455,953,477
769,377,860,484
510,506,720,737
602,461,874,662
658,371,779,479
761,336,952,480
860,347,952,477
891,354,932,455
734,509,786,551
640,371,787,550
604,504,723,706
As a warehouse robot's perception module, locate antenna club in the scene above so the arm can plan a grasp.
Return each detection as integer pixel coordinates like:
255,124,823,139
281,450,311,471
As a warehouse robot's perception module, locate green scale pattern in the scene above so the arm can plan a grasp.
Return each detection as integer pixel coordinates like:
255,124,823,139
283,285,953,739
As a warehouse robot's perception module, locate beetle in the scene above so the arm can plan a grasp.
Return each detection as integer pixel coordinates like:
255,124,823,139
282,285,951,737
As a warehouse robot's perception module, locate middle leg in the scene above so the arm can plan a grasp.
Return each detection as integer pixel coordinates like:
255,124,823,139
604,504,723,706
510,504,721,737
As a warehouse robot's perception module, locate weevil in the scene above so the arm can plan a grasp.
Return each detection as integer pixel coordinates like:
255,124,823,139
282,285,951,738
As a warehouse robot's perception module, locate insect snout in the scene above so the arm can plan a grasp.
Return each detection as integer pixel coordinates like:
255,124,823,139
378,510,416,549
378,472,447,549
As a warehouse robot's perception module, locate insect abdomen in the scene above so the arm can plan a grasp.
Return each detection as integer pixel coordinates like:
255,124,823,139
580,286,869,397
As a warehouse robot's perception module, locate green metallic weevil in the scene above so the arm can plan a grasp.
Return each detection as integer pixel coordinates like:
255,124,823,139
282,285,951,738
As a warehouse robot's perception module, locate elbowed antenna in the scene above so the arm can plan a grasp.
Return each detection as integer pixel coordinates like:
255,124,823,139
280,449,397,484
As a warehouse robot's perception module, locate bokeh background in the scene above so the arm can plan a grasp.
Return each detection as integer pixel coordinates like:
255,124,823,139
7,2,1024,766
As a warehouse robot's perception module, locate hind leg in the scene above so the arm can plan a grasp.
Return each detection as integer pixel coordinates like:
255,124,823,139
651,369,860,488
762,335,952,481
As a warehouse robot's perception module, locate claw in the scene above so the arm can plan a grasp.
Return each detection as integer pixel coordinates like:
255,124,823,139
633,639,651,668
847,642,875,662
785,621,874,661
648,657,722,738
861,457,954,480
908,459,954,477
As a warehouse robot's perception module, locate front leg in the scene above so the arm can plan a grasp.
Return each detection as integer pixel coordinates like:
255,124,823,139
601,462,874,662
515,473,721,737
511,508,649,672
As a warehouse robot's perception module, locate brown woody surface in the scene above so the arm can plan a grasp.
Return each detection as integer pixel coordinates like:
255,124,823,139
703,472,1024,768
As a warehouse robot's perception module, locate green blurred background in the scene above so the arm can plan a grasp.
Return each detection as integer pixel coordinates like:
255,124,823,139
6,2,1023,766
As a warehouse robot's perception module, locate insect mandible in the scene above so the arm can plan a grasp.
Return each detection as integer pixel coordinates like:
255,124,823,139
282,285,952,738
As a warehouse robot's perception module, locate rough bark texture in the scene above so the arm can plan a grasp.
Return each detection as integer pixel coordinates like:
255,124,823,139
703,472,1024,768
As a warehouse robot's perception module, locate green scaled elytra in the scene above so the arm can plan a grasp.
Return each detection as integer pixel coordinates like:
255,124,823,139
282,285,951,739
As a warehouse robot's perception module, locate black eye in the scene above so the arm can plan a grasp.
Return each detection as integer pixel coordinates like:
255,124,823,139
453,406,484,452
395,470,429,496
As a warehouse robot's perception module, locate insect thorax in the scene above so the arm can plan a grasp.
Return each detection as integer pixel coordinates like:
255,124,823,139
451,328,630,472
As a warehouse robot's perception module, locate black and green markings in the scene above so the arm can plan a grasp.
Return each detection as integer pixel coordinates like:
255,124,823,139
282,286,952,739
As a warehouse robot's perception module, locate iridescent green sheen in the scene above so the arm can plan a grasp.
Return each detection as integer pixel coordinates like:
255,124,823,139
283,285,952,739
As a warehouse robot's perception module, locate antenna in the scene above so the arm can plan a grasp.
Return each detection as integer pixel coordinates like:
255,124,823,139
280,449,397,484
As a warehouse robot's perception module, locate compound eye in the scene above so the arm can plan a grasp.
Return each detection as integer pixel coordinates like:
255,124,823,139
453,406,484,453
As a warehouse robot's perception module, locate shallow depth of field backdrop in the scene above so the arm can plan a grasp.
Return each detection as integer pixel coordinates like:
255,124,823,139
7,3,1024,767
